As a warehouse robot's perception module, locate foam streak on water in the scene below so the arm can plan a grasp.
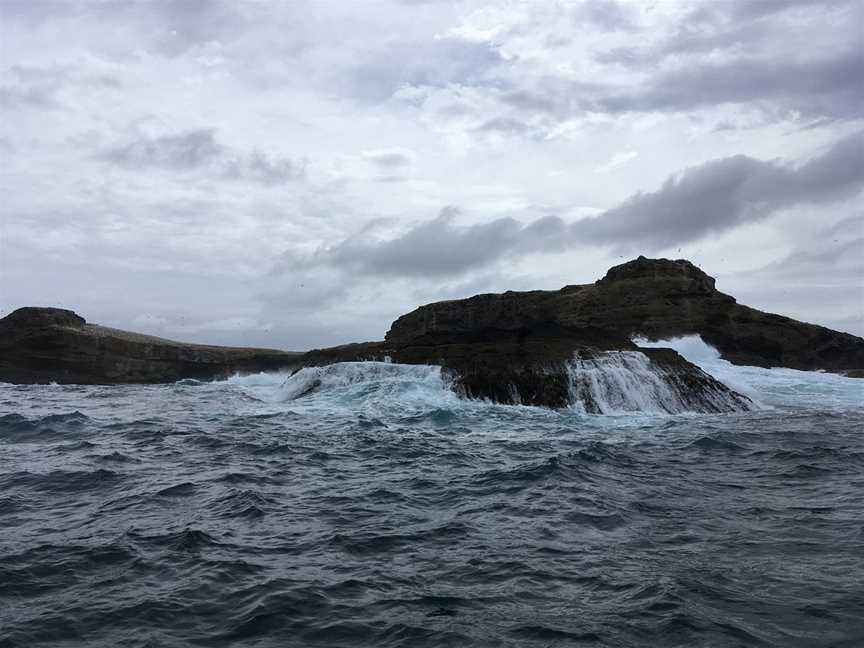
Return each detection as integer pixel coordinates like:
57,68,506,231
1,340,863,647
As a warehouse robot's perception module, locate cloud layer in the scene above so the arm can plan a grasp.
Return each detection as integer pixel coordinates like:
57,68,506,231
2,0,862,345
303,131,864,277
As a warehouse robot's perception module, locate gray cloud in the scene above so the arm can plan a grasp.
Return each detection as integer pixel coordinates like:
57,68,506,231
312,207,525,277
580,130,864,250
572,0,636,32
0,0,82,31
474,47,862,139
94,0,246,57
128,0,244,57
100,129,303,185
2,0,250,60
222,151,305,185
0,85,57,110
374,175,409,184
101,129,224,170
596,23,764,68
0,64,119,111
0,65,68,110
723,214,864,335
755,215,864,279
599,0,855,66
361,148,414,168
300,131,864,276
726,0,843,21
102,128,223,171
408,0,863,139
341,38,502,103
597,50,864,120
474,116,535,135
300,210,564,277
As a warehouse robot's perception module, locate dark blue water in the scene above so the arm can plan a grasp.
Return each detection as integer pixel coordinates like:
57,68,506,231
1,341,863,647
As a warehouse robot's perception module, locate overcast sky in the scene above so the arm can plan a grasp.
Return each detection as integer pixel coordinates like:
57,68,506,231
1,0,862,349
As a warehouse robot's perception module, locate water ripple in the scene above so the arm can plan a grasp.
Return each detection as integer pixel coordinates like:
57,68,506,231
1,369,863,647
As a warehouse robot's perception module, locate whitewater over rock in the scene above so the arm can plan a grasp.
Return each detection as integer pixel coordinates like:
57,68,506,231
275,355,752,414
279,362,453,405
565,350,752,414
2,257,860,413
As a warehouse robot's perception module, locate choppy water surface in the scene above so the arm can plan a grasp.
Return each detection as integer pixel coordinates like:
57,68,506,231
1,338,863,647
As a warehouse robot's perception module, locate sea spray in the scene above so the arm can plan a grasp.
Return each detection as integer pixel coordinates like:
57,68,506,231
230,362,463,416
565,350,753,414
636,335,864,411
283,362,453,403
230,354,754,416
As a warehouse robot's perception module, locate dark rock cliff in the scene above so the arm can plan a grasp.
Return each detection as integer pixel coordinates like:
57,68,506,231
0,307,299,384
386,256,864,373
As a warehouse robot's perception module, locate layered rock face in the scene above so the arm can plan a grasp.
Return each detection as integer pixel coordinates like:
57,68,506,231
387,256,864,373
0,307,298,384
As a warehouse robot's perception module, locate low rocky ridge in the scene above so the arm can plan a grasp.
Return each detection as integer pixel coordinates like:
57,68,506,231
0,307,299,384
2,257,861,411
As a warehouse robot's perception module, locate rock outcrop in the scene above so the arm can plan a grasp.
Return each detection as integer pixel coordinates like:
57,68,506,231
2,257,860,412
0,307,299,384
295,324,753,411
386,256,864,373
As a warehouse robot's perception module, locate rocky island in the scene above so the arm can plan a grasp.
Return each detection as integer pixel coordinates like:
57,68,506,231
2,257,862,412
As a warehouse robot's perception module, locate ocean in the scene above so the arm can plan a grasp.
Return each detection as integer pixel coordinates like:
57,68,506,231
1,337,862,647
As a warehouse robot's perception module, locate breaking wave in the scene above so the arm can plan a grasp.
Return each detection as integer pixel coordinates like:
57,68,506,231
636,335,864,411
228,362,469,417
222,336,864,416
565,350,751,414
230,358,730,417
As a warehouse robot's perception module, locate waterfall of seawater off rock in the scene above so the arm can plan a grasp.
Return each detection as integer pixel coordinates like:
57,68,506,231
270,345,755,415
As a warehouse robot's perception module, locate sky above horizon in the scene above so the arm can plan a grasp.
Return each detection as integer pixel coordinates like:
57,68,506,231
1,0,863,349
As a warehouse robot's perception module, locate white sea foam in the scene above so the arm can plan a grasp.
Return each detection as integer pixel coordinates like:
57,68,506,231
281,362,454,405
565,350,750,415
634,335,864,411
223,339,862,416
228,362,464,416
